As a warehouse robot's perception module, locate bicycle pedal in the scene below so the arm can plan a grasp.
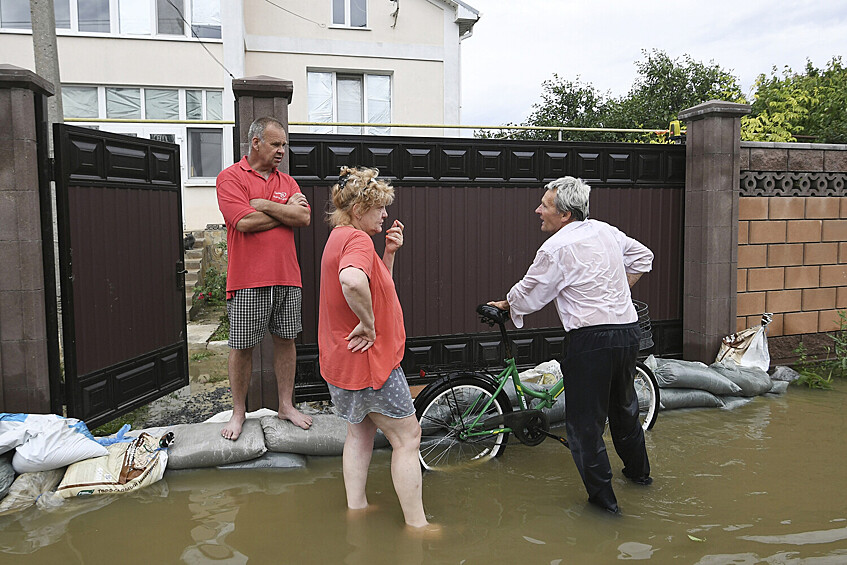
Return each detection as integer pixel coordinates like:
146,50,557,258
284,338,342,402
540,430,570,449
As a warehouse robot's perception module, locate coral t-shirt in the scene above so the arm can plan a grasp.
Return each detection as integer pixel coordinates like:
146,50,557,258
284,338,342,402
216,157,306,294
318,226,406,390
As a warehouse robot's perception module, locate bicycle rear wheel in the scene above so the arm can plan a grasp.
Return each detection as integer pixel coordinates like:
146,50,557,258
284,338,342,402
634,361,660,431
415,374,511,471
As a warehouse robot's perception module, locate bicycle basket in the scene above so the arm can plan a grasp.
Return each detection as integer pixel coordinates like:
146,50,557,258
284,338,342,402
632,299,654,352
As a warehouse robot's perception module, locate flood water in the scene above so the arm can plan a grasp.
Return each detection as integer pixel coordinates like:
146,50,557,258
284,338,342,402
2,381,847,564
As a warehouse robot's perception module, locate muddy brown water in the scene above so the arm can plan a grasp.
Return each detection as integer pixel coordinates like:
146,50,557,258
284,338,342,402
2,381,846,564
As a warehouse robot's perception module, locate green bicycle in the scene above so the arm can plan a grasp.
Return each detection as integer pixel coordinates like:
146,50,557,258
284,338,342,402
414,303,660,471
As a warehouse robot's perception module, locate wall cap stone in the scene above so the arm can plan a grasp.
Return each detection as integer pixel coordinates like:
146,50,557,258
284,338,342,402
232,75,293,101
0,64,54,96
741,141,847,150
679,100,751,122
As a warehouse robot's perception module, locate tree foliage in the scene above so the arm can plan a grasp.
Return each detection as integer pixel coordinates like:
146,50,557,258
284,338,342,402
741,57,847,143
479,49,744,142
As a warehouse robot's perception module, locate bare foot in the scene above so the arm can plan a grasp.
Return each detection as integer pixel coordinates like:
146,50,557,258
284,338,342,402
221,413,246,441
279,406,313,430
404,522,443,539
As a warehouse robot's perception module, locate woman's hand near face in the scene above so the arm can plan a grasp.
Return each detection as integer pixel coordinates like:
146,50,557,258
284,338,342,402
384,220,404,255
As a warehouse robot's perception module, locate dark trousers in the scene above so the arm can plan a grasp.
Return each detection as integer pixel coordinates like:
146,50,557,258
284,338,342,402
561,322,650,511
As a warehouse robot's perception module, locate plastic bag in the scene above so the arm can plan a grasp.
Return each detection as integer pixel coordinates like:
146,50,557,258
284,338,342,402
717,313,772,372
56,432,168,498
0,413,108,474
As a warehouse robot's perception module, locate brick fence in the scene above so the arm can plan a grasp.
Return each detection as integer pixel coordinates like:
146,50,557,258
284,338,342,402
737,142,847,361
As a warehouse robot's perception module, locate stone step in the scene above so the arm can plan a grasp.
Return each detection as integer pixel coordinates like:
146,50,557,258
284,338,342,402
185,258,202,270
185,272,199,285
184,248,204,260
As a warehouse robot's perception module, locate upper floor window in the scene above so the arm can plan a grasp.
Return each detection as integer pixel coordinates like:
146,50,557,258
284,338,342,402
332,0,366,28
308,71,390,135
0,0,220,38
61,85,223,122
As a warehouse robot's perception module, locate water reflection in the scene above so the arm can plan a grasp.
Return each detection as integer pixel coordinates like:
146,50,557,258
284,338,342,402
0,382,846,563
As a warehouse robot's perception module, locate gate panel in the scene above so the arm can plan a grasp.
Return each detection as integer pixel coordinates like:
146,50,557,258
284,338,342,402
54,124,188,427
289,134,685,400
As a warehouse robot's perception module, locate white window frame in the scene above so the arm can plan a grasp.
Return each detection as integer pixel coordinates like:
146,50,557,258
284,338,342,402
0,0,220,39
331,0,368,29
307,70,391,135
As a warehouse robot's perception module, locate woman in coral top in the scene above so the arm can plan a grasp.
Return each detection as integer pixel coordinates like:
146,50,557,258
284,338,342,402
318,166,435,532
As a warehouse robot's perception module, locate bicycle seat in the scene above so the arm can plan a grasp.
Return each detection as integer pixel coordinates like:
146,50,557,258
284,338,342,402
476,303,509,326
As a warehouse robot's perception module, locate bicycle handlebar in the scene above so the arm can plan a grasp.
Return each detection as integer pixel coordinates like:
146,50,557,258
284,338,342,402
476,303,510,326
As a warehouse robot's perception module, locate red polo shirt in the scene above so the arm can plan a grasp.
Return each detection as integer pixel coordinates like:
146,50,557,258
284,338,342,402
216,157,307,293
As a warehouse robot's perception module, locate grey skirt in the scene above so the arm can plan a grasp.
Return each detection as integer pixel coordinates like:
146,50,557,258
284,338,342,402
327,367,415,424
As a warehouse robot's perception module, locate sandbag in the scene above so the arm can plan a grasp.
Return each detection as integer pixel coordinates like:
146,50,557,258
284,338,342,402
767,381,790,395
0,413,108,473
263,414,346,455
717,315,772,372
166,420,267,469
0,453,14,499
658,388,725,410
56,432,167,498
0,469,64,516
503,381,566,424
217,452,307,470
709,360,773,397
653,358,742,395
770,366,800,383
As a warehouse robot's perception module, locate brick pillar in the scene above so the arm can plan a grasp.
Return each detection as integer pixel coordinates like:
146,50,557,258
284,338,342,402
678,100,752,363
0,64,56,413
231,75,295,411
231,75,294,171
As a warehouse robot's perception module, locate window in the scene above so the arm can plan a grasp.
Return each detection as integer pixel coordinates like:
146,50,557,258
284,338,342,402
0,0,220,38
308,71,390,134
63,85,222,122
144,89,179,120
188,128,222,178
332,0,366,28
62,86,99,118
0,0,69,29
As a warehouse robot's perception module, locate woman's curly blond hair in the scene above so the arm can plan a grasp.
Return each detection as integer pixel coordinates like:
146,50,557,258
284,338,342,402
327,166,395,227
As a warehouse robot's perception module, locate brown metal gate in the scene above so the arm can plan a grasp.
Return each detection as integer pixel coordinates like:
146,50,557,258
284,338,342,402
288,134,685,400
53,124,189,428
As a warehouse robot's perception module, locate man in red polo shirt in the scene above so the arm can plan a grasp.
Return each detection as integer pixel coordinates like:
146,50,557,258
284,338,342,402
216,117,312,440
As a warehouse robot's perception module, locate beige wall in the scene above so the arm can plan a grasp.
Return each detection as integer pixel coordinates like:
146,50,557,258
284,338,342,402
244,0,444,45
246,52,445,136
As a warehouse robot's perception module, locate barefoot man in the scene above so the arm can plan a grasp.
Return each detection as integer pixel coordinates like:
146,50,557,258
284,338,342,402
215,116,313,439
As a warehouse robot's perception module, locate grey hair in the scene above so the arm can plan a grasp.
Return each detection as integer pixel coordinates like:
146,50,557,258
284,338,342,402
544,176,590,221
248,116,285,143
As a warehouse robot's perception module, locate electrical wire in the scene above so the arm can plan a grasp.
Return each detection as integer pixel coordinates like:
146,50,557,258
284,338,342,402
165,0,234,78
261,0,326,27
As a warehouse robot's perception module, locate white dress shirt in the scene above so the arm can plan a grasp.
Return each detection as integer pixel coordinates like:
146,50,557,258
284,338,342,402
506,219,653,331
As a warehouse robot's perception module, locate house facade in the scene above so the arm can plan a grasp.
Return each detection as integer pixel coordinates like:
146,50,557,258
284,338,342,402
0,0,479,228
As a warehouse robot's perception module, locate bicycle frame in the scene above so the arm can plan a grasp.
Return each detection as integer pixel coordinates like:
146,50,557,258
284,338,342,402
459,356,565,440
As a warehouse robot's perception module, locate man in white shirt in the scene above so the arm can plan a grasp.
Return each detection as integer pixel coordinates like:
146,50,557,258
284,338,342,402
489,176,654,515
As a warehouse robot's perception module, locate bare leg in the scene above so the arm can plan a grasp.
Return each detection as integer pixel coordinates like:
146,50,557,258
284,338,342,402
272,335,312,429
368,413,433,529
221,347,253,440
343,418,378,510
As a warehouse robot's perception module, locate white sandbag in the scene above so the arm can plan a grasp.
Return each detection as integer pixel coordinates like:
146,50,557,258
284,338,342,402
770,366,800,383
518,360,563,385
654,358,742,395
0,453,14,499
659,388,725,410
0,469,64,516
217,452,307,470
709,360,773,397
9,416,108,474
56,432,167,498
166,420,267,469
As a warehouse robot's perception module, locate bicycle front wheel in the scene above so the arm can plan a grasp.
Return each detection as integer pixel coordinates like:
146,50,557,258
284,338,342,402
634,361,660,431
415,375,511,471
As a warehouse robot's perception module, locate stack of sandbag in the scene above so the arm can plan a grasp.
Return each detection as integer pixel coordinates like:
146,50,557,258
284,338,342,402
645,355,787,410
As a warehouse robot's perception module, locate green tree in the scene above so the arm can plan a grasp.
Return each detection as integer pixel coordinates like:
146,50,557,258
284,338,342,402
480,49,745,142
742,57,847,143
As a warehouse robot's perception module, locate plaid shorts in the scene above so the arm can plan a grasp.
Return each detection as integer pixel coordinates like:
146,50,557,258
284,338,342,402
226,286,302,349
